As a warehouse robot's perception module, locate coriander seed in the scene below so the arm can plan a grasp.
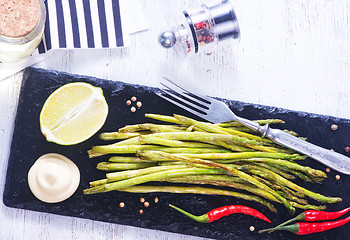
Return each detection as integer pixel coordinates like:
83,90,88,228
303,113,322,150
331,124,338,131
345,146,350,153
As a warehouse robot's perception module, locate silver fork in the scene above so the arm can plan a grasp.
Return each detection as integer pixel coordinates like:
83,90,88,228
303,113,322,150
157,77,350,175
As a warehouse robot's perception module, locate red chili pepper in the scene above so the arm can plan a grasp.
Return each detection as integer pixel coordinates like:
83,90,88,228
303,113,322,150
260,216,350,235
169,204,271,223
262,207,350,232
303,207,350,221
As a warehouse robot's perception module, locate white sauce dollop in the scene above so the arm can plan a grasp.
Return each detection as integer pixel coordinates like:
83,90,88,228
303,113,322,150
28,153,80,203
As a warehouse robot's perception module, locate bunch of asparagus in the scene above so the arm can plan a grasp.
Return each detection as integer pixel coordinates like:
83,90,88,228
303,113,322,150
84,114,342,214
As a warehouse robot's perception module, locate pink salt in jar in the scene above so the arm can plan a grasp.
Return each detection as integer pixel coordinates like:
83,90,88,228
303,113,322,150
0,0,46,62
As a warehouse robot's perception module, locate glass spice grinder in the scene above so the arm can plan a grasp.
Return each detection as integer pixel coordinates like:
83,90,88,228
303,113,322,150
159,0,240,57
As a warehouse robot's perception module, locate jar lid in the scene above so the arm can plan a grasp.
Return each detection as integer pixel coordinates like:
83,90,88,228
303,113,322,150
208,0,240,41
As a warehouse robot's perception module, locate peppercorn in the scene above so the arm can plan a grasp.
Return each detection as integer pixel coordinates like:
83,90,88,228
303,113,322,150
131,107,136,113
131,96,137,102
119,202,125,208
345,146,350,152
126,100,131,106
195,22,202,30
136,101,142,108
140,197,145,203
144,202,150,207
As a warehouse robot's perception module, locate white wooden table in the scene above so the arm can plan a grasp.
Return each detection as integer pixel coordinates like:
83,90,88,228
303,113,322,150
1,0,350,239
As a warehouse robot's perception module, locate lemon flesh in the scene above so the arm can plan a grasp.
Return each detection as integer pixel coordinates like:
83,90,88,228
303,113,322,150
40,82,108,145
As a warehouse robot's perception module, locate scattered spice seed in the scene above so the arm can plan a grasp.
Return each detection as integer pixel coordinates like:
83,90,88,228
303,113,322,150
126,100,131,106
345,146,350,153
144,202,150,208
154,197,159,203
250,226,255,232
336,175,341,180
119,202,125,208
140,197,145,203
131,107,136,113
331,124,338,131
136,101,142,108
139,209,143,214
330,149,335,152
131,96,137,102
326,168,331,173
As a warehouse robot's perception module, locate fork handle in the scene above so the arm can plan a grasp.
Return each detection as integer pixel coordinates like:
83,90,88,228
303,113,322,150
235,116,270,135
265,127,350,175
236,116,350,174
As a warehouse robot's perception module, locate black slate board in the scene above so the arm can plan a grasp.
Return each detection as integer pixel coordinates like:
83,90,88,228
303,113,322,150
3,67,350,240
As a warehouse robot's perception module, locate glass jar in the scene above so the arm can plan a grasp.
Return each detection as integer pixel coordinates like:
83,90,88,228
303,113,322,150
159,0,240,57
0,0,46,63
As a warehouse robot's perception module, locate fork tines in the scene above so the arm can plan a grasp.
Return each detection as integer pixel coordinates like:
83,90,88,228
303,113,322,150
157,78,211,117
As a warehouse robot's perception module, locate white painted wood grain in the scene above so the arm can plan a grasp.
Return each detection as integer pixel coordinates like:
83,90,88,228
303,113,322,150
1,0,350,239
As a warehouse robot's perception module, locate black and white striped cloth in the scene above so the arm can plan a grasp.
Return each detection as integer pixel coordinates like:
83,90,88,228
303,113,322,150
38,0,124,54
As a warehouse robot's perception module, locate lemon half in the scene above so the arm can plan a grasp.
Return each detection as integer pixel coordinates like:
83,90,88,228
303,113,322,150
40,82,108,145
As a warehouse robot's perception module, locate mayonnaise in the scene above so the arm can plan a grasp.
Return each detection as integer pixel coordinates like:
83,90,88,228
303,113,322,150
28,153,80,203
